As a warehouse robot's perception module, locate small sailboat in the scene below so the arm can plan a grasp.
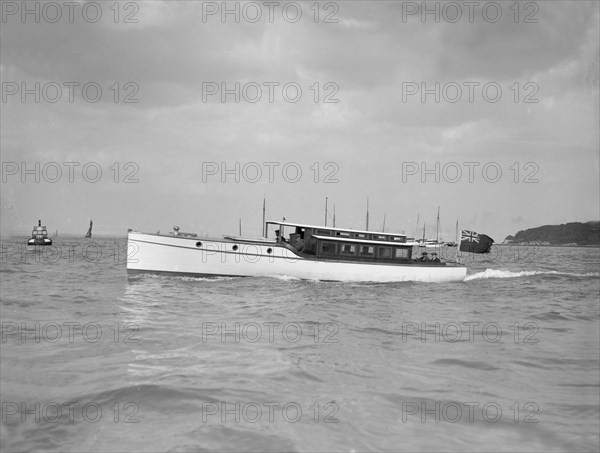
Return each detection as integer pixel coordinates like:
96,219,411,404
85,220,93,238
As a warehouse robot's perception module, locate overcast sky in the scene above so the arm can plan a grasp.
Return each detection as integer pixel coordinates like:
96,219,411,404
1,0,598,241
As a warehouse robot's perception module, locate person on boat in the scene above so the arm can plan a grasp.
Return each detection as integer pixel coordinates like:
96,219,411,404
288,233,304,252
294,237,304,252
431,252,441,263
275,229,287,244
419,252,429,262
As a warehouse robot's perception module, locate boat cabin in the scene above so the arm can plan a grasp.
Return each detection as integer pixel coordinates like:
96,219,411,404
32,221,48,240
265,221,414,263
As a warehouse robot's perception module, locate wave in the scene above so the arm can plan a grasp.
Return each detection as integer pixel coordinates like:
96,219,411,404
430,358,500,371
265,274,302,281
170,276,240,282
465,269,600,281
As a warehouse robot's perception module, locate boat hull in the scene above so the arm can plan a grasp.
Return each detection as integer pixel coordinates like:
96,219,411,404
127,232,466,283
27,238,52,246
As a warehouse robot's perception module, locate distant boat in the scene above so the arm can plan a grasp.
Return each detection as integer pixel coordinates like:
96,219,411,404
85,220,93,238
28,220,52,246
406,222,443,248
415,239,445,249
408,208,457,248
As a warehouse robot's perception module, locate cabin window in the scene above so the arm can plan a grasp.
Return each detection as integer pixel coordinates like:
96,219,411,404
354,233,367,239
391,236,405,242
340,243,357,256
360,245,374,257
378,247,393,259
320,241,338,255
394,248,409,260
317,229,332,236
371,235,387,241
335,231,351,238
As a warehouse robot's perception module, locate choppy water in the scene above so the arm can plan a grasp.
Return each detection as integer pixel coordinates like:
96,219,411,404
1,236,599,452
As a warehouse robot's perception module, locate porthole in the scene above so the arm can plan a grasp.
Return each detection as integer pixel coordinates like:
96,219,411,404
266,248,272,254
196,242,202,248
232,245,238,251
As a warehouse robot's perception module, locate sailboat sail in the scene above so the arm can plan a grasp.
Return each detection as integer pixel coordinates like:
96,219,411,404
85,220,93,238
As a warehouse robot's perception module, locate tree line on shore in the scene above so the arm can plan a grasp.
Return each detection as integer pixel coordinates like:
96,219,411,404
504,221,600,245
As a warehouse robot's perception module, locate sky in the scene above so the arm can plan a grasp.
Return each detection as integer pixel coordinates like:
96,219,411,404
1,0,599,242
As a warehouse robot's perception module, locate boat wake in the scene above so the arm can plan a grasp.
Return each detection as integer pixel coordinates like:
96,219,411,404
465,269,600,281
265,274,302,282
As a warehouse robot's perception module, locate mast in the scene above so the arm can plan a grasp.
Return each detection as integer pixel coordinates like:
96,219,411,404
382,213,386,232
325,197,328,226
422,223,425,242
333,204,336,228
436,206,440,243
262,198,266,237
456,219,460,262
366,198,370,231
455,219,459,243
239,218,242,236
415,213,419,238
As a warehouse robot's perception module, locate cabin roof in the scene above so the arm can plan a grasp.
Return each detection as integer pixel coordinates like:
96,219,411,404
265,221,407,237
312,234,412,246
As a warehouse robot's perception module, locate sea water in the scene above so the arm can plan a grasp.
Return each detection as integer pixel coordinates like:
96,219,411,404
1,237,598,452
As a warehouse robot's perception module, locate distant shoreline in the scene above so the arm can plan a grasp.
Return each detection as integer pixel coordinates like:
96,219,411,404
0,234,127,239
1,235,598,248
497,243,600,248
503,221,599,247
